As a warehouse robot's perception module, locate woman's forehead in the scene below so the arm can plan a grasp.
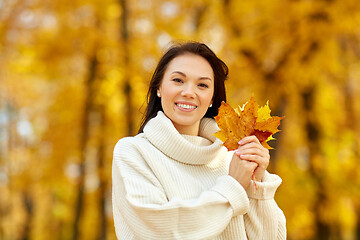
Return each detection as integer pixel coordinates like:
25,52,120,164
165,54,214,78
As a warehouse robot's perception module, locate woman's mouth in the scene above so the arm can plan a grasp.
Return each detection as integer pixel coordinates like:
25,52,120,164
175,103,197,111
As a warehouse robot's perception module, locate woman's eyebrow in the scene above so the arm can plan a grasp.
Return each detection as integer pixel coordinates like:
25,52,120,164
199,77,212,81
171,71,213,81
171,71,186,77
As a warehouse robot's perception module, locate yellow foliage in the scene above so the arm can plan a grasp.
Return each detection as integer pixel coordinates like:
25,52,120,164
1,0,360,239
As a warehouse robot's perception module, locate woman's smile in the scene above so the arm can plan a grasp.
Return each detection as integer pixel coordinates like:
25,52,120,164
175,101,198,111
158,53,214,135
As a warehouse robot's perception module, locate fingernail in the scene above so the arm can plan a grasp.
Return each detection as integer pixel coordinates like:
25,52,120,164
234,150,240,155
238,140,243,144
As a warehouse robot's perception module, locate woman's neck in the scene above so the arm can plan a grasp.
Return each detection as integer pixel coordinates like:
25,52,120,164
172,121,200,136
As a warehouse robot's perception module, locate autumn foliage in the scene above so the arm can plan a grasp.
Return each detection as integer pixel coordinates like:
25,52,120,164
2,0,360,239
214,97,283,150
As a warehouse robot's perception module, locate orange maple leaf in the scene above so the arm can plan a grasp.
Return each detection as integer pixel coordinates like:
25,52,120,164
214,97,283,151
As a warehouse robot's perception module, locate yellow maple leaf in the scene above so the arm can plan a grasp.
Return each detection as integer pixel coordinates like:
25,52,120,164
257,101,271,121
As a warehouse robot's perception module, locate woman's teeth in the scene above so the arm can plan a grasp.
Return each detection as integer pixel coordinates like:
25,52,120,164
176,103,197,109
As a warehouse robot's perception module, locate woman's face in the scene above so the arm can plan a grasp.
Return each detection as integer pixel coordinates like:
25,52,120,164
158,53,214,135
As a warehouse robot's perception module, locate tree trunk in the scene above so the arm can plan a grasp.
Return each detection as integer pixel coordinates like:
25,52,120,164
302,87,331,240
344,72,360,240
21,191,33,240
119,0,134,136
97,107,107,240
72,51,98,240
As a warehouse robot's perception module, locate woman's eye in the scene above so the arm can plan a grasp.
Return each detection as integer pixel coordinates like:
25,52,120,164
172,78,183,83
198,83,209,88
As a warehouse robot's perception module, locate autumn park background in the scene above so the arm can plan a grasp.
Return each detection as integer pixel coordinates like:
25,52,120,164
1,0,360,239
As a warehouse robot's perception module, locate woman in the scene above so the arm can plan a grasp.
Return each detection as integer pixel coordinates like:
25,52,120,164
112,42,286,239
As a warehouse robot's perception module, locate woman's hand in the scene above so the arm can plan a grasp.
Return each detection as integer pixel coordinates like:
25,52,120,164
229,155,258,189
234,135,270,182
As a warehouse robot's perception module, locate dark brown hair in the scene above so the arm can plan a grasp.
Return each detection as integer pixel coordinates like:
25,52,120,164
138,41,228,133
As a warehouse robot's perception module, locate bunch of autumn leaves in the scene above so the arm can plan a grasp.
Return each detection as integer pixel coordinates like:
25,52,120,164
214,97,283,151
214,97,283,191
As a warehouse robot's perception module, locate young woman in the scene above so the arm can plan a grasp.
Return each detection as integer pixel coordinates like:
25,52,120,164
112,42,286,239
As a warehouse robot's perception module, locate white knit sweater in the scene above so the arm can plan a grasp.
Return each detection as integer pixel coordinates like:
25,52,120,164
112,111,286,240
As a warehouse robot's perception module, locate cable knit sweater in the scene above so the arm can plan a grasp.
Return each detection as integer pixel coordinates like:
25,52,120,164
112,111,286,240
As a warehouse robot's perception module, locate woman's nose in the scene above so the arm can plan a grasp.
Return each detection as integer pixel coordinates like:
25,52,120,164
181,84,196,98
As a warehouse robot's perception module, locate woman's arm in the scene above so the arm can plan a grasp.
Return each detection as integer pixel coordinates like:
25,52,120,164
244,172,287,239
112,139,250,240
234,136,286,240
233,136,286,239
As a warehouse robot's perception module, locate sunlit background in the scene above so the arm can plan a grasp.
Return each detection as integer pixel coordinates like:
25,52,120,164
1,0,360,239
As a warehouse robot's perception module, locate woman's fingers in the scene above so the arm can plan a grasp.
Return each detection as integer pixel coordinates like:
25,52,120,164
236,147,263,157
238,135,261,146
235,144,269,163
238,154,262,162
236,142,260,152
238,149,269,163
235,135,270,182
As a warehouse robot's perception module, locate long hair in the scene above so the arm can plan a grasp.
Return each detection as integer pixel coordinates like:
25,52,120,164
138,42,229,133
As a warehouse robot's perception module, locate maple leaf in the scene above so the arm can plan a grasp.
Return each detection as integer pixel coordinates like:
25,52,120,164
214,102,244,150
214,97,283,151
214,97,283,192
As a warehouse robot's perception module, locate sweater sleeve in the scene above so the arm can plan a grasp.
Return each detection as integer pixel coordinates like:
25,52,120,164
112,139,249,240
244,171,287,239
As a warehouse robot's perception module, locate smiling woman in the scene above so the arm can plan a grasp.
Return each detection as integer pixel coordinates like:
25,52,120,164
158,54,214,135
112,42,286,240
138,42,228,134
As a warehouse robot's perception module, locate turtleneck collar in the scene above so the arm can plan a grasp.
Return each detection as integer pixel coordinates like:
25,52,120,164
143,111,226,165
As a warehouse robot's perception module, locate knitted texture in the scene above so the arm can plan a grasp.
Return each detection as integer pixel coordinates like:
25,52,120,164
112,111,286,239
